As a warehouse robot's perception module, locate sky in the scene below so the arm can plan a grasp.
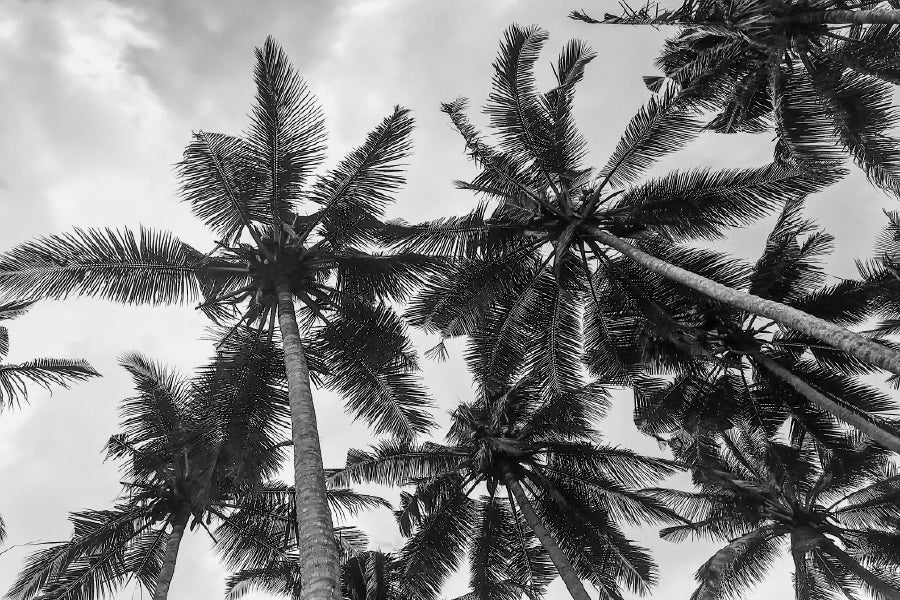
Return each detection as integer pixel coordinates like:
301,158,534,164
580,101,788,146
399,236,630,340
0,1,895,599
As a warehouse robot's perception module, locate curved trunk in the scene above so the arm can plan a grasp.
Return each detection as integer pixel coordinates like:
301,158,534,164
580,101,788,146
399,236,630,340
152,509,190,600
502,467,591,600
588,229,900,376
822,539,900,600
276,281,341,600
775,8,900,26
753,353,900,452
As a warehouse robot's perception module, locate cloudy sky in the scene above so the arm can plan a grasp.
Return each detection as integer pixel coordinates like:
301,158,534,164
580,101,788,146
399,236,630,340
0,1,894,598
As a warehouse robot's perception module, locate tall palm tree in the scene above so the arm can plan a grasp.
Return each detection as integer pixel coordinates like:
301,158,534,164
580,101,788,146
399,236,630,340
571,1,900,194
8,331,293,600
0,38,435,599
0,299,98,543
653,426,900,600
334,369,680,600
585,199,900,450
387,24,900,383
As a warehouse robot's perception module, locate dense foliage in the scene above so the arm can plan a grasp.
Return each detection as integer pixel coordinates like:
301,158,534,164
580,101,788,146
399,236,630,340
3,7,900,600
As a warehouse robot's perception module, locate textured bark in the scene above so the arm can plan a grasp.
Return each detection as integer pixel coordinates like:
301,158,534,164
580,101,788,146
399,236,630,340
276,281,341,600
774,8,900,26
502,467,592,600
589,228,900,375
754,353,900,452
823,539,900,600
152,509,189,600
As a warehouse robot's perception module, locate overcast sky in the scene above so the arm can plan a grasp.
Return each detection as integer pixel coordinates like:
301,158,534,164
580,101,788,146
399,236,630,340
0,1,894,599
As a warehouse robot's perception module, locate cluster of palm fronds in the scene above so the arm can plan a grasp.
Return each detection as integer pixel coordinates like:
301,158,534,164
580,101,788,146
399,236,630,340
2,3,900,598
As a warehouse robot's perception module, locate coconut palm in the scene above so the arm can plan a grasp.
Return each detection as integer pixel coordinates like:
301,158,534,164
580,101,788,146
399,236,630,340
572,1,900,194
653,426,900,600
8,331,294,600
334,363,680,600
0,37,436,599
387,24,900,385
585,199,900,450
0,299,98,544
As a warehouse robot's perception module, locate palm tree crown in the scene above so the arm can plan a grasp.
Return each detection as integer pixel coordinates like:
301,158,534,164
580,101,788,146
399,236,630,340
572,0,900,195
335,368,680,600
8,332,289,600
656,427,900,600
387,24,900,394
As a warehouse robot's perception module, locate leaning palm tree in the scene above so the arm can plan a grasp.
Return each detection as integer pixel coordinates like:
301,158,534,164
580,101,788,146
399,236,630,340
586,199,900,450
654,426,900,600
388,24,900,383
334,367,680,600
0,37,435,599
8,331,294,600
0,299,98,543
571,0,900,194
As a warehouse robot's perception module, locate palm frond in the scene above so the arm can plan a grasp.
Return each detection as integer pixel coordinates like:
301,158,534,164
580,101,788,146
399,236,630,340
0,227,222,305
315,302,433,441
246,37,326,224
0,359,98,411
599,82,703,189
310,106,414,247
613,163,840,241
179,132,266,243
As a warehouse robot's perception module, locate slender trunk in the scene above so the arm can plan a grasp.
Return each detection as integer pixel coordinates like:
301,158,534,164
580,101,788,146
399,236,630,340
774,8,900,26
502,467,592,600
753,353,900,452
588,228,900,375
275,280,341,600
152,509,190,600
822,539,900,600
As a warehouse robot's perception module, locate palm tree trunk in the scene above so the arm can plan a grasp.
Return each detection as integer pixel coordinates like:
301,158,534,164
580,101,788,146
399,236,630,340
822,539,900,600
502,467,592,600
588,228,900,376
152,509,190,600
276,280,341,600
775,8,900,25
753,353,900,452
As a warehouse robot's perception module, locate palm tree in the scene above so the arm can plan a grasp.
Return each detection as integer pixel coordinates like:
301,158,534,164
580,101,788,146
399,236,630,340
8,331,294,600
0,37,436,599
387,24,900,384
584,199,900,450
571,1,900,194
334,368,680,600
0,299,99,543
653,426,900,600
